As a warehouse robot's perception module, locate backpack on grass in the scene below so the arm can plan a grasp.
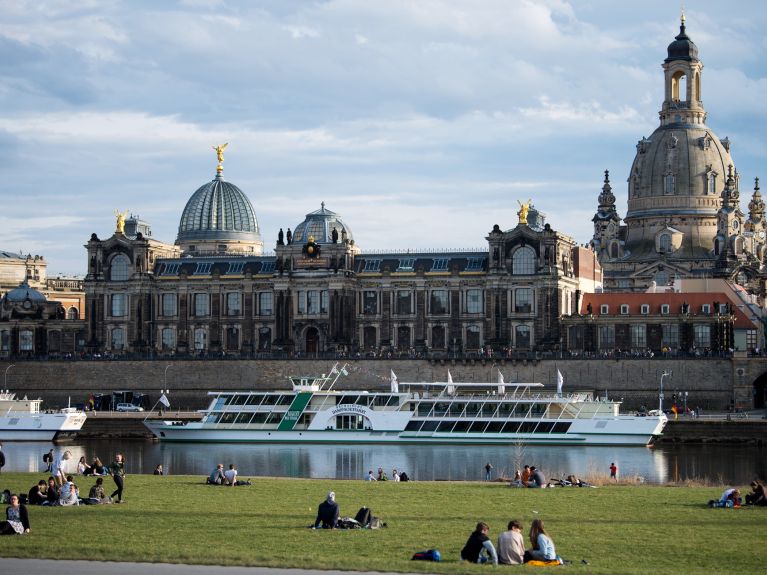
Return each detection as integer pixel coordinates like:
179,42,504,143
412,549,441,561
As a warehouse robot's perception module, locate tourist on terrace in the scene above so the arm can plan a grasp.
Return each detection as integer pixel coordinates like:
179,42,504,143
497,520,525,565
521,465,532,484
0,494,30,535
314,491,339,529
153,464,164,476
223,464,250,486
460,521,498,565
392,469,400,482
525,519,557,562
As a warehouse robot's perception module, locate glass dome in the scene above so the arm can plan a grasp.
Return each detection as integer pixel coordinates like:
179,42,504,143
293,203,353,244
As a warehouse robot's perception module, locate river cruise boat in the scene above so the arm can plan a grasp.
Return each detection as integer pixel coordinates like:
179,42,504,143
0,392,87,440
145,366,666,446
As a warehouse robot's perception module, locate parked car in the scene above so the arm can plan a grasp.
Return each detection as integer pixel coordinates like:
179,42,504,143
116,403,144,412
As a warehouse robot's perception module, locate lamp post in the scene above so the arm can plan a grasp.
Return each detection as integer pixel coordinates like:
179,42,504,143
4,364,14,389
659,370,671,412
163,363,173,389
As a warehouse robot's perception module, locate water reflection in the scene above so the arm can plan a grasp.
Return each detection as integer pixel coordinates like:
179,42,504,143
0,440,763,485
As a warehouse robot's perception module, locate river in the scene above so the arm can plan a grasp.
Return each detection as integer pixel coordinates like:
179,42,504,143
0,440,763,485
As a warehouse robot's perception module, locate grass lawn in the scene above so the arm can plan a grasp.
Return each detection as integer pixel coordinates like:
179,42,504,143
0,472,764,574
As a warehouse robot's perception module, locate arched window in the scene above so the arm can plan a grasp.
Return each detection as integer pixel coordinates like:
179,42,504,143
66,307,79,320
466,325,481,350
515,325,531,349
512,247,536,275
110,328,124,350
707,172,716,195
110,254,130,281
659,234,672,253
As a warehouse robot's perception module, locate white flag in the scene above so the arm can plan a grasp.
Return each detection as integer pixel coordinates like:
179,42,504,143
497,371,505,385
497,370,505,395
159,393,171,408
556,369,564,396
390,370,399,393
447,370,453,384
341,366,349,376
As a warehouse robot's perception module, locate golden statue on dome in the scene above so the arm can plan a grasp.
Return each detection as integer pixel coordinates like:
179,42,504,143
212,142,228,173
517,199,532,225
114,209,129,234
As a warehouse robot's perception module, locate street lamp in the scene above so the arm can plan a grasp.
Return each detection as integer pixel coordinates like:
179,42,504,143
4,364,14,389
164,364,173,389
659,370,672,412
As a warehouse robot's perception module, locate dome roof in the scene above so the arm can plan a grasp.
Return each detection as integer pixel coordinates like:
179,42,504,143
293,203,353,244
4,281,46,303
176,173,261,245
666,21,699,63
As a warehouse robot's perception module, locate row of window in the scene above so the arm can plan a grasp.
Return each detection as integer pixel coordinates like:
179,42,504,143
109,326,274,351
361,257,486,274
360,324,532,350
361,288,533,316
403,420,572,434
570,323,712,350
0,329,85,352
593,303,728,315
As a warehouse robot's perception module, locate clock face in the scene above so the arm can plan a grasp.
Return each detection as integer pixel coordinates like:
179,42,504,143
22,299,32,309
759,231,766,239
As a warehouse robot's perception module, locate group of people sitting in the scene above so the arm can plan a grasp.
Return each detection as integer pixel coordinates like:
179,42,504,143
206,463,251,486
709,480,766,508
26,475,114,506
365,467,410,482
461,519,560,565
509,466,546,488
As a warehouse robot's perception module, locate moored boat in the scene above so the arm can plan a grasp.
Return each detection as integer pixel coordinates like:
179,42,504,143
145,366,666,446
0,392,87,441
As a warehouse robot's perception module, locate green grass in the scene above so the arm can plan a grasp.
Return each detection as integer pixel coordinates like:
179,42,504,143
0,473,764,574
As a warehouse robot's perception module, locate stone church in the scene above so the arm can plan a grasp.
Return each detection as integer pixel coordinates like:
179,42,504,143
591,17,767,298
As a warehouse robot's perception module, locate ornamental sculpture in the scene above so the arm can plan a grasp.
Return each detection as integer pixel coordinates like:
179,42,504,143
114,209,129,234
517,199,532,225
212,142,228,172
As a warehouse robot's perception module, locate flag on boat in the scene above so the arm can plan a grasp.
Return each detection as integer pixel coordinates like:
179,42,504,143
497,370,505,395
390,370,399,393
497,371,505,384
329,365,338,375
159,393,170,408
341,366,349,376
556,369,564,396
447,370,453,384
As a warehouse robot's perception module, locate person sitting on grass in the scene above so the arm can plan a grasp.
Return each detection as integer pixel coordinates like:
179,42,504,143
509,470,523,487
497,520,525,565
745,480,766,506
527,466,546,488
57,476,79,506
365,470,376,481
524,519,557,562
153,464,164,476
91,457,108,476
208,464,225,485
719,488,742,507
45,477,58,505
314,491,339,529
0,494,30,535
28,480,48,506
398,470,410,482
77,456,93,476
377,467,388,481
461,521,498,565
223,463,250,486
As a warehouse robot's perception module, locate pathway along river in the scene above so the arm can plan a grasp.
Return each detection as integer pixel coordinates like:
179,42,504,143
1,440,764,484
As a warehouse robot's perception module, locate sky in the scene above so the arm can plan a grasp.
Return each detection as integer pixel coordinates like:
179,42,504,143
1,0,766,276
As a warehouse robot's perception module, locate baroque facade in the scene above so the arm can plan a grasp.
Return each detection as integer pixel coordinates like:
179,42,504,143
83,157,599,357
591,18,767,297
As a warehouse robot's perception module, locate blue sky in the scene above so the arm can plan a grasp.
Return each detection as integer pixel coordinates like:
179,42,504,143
1,0,765,276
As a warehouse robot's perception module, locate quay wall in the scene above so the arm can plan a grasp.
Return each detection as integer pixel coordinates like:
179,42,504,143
2,357,765,411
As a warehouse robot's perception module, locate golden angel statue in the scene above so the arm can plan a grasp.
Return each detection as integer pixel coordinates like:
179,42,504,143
517,199,532,225
213,142,229,167
114,209,129,234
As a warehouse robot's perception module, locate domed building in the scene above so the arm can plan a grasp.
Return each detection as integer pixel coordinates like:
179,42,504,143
592,17,767,294
176,160,263,255
291,203,353,245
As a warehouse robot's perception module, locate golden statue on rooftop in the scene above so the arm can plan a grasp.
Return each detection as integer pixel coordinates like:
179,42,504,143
213,143,228,173
114,209,129,234
517,199,532,225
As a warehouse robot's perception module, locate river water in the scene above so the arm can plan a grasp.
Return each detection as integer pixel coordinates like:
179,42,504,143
1,440,763,485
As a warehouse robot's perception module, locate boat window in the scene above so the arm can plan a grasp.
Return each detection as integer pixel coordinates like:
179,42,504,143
502,421,521,433
552,422,571,433
387,396,401,407
405,420,424,432
485,422,503,432
434,403,450,416
235,413,254,424
448,402,466,416
417,403,432,416
530,403,546,415
298,414,313,426
265,413,282,424
373,395,390,407
452,421,470,432
339,395,357,405
204,413,220,424
245,395,264,406
536,422,554,433
481,404,497,417
262,395,278,405
228,395,247,406
252,413,268,424
465,402,482,415
469,421,488,433
336,415,365,430
419,420,439,432
519,422,538,433
220,413,237,424
437,421,456,432
277,395,293,405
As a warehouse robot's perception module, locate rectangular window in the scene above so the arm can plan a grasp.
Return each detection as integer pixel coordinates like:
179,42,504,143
397,258,415,272
194,293,209,316
259,261,275,274
430,290,449,314
662,324,679,348
694,324,711,348
599,325,615,350
363,259,381,272
363,291,377,315
111,294,127,317
396,291,412,315
320,290,329,314
194,262,212,275
515,288,533,313
431,258,448,272
661,304,670,315
306,291,320,314
161,263,180,276
747,329,757,350
719,303,728,314
640,304,650,315
258,292,273,316
226,292,241,315
161,328,175,350
109,329,123,350
226,261,245,275
466,289,483,314
600,304,609,314
0,330,9,351
701,304,711,314
161,294,177,317
620,304,629,315
631,324,646,348
466,257,485,271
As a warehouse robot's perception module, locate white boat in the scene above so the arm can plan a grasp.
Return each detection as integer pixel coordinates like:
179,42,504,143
145,366,666,446
0,392,87,441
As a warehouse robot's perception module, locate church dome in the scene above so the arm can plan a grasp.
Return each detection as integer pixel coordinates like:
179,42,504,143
4,281,47,303
176,172,263,255
665,21,699,63
293,203,353,244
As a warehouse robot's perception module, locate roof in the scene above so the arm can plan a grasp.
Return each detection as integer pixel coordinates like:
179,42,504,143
0,250,26,260
578,292,757,329
355,252,488,275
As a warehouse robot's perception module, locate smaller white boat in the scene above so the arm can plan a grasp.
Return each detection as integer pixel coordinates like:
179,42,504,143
0,392,87,441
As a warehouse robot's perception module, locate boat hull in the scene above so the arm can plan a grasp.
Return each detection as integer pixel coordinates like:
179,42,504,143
0,413,87,441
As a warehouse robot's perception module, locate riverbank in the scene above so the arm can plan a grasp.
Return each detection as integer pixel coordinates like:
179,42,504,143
0,473,763,574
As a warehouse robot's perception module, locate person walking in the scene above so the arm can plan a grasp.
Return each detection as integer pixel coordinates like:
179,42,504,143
484,462,494,481
109,453,125,503
609,462,618,481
